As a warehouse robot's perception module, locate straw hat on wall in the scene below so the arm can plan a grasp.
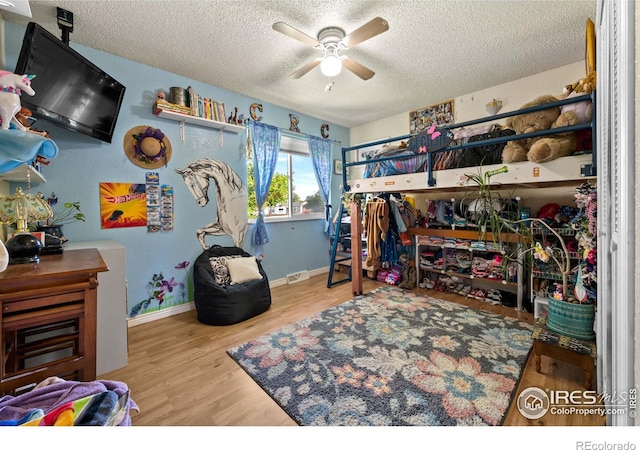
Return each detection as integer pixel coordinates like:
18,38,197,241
123,125,172,169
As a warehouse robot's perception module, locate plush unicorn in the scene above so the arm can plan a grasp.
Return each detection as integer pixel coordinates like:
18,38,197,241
0,71,36,131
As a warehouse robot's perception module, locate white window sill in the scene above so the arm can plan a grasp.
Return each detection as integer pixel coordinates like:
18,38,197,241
248,214,325,224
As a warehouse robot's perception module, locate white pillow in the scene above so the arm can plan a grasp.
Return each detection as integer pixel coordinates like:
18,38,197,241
208,255,242,285
226,256,263,285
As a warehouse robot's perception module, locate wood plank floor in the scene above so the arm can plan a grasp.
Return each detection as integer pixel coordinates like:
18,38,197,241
104,273,605,426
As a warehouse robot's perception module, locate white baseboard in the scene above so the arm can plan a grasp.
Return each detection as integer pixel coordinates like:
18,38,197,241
127,302,196,327
127,266,330,327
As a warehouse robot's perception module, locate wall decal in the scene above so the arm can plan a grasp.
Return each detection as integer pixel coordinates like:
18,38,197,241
99,182,147,228
289,114,300,132
175,159,248,249
128,259,193,317
321,123,330,138
250,103,263,121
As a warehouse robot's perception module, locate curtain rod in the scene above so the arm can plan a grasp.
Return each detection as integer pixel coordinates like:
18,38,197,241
246,119,342,145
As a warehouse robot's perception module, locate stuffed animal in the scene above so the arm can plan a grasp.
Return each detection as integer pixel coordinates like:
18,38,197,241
0,71,36,131
502,95,578,164
561,75,594,125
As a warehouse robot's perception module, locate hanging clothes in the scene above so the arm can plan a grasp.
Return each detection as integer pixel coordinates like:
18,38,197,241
364,197,389,270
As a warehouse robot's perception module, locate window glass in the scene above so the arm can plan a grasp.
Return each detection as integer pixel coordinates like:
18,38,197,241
247,136,323,221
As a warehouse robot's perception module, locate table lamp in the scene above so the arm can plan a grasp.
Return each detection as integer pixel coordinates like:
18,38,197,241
0,186,53,264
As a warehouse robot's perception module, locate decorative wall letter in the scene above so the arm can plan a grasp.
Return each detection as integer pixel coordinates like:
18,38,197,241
250,103,263,121
289,114,300,133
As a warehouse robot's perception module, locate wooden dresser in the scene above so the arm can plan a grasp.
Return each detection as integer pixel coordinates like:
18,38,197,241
0,248,108,395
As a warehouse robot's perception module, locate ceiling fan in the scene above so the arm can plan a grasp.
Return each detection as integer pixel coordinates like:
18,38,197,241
272,16,389,80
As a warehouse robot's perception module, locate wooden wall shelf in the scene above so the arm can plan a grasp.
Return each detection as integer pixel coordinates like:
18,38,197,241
0,164,47,183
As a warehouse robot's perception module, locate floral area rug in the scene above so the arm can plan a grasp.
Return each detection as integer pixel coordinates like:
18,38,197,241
227,286,533,426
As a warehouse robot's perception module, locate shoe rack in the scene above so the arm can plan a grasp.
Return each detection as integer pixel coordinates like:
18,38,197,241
410,227,525,311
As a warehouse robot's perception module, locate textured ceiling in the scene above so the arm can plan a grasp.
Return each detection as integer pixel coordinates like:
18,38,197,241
1,0,597,128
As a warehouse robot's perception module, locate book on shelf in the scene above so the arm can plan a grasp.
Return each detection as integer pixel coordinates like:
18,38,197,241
153,99,193,116
155,86,230,124
216,102,226,124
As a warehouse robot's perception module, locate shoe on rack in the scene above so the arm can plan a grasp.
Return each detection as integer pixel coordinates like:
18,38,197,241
452,214,467,227
467,288,479,299
486,289,502,305
459,285,472,297
474,289,487,301
453,283,465,294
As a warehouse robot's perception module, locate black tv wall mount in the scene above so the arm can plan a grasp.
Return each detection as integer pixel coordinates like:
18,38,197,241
56,6,73,45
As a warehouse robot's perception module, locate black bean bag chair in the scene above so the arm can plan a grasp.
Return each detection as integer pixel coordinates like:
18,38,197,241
193,245,271,325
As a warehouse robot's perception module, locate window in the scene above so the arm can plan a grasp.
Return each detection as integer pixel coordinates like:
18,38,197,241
248,135,324,221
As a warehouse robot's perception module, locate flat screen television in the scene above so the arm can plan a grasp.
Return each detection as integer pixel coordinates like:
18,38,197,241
14,22,126,143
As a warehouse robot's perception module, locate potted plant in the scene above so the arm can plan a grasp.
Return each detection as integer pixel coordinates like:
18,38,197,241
36,197,85,243
461,167,596,339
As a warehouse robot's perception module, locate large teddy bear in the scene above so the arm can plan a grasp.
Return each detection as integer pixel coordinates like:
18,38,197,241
501,95,579,164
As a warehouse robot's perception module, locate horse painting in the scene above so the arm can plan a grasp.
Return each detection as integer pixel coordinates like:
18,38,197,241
175,159,248,249
0,71,35,131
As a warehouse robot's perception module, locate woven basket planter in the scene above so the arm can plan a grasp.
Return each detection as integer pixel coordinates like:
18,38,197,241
546,297,596,340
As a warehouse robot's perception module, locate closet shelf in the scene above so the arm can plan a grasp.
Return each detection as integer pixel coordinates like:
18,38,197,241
409,227,522,243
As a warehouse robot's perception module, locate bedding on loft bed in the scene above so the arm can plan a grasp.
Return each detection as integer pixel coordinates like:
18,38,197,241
362,123,514,178
346,93,596,193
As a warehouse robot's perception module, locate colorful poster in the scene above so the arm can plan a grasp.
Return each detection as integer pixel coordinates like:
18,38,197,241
99,182,147,228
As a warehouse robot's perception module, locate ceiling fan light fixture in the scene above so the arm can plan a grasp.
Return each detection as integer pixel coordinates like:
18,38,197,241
320,51,342,77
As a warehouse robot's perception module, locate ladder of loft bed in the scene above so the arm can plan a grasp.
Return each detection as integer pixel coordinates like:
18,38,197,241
327,202,353,288
326,201,364,295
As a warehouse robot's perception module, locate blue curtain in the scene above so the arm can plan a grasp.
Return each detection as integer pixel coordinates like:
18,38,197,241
250,122,281,245
306,135,334,235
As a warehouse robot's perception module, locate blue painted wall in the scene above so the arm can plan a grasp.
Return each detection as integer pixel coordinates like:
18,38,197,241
3,21,349,317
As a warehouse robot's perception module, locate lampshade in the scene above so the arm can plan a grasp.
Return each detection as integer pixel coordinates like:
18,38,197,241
0,186,53,264
320,51,342,77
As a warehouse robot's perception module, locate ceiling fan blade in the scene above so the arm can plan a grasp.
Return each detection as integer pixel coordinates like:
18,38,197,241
289,59,321,79
342,58,375,80
272,22,319,47
341,17,389,47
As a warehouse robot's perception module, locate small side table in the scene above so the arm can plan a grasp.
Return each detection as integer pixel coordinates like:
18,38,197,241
532,317,597,390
